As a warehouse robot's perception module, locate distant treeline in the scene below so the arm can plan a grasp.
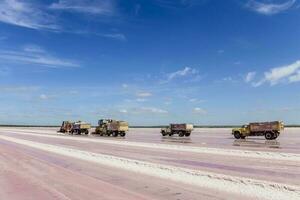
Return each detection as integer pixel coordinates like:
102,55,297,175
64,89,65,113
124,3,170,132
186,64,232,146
1,125,300,128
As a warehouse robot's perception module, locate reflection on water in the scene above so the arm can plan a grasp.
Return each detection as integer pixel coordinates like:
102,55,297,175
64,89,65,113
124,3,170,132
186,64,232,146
161,136,192,144
233,139,280,148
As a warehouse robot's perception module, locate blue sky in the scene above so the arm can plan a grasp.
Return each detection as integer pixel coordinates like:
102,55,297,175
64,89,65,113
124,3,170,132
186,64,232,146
0,0,300,125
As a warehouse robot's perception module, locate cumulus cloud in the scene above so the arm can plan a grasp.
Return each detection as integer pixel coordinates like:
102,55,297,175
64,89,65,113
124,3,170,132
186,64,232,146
252,60,300,86
246,0,296,15
193,107,207,115
245,71,256,83
49,0,114,15
0,0,59,30
0,45,79,68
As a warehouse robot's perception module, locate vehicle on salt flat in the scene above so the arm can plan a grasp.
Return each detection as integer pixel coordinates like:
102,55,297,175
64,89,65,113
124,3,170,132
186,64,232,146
232,121,284,140
161,123,194,137
59,121,91,135
93,119,129,137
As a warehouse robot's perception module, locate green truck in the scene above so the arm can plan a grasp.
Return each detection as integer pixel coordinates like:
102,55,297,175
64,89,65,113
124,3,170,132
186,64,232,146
232,121,284,140
94,119,129,137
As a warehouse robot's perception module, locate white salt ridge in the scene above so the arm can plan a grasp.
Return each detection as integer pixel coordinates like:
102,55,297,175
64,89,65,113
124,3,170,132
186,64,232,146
0,135,299,200
3,130,300,162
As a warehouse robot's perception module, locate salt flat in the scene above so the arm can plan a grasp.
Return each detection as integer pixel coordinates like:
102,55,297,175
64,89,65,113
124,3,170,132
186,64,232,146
0,127,299,200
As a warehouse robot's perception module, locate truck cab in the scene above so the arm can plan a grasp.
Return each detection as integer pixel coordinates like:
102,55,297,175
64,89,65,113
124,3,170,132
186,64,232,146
232,125,248,139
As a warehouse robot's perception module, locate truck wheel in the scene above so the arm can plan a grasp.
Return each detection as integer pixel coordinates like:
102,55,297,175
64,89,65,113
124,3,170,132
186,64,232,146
265,132,273,140
120,132,126,137
112,132,118,137
178,131,184,137
234,132,241,139
161,131,167,136
185,132,191,137
169,133,173,136
84,130,89,135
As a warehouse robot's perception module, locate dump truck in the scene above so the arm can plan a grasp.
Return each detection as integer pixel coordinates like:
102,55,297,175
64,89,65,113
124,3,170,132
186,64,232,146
232,121,284,140
161,123,194,137
94,119,129,137
59,121,91,135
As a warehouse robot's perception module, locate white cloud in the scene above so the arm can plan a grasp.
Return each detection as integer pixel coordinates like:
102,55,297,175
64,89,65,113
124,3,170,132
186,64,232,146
167,67,198,82
23,45,46,53
221,76,237,83
101,33,127,41
139,107,168,114
119,109,128,113
39,94,49,100
289,71,300,83
0,0,59,30
136,92,152,97
0,86,39,93
245,71,256,83
49,0,114,15
0,45,79,68
246,0,296,15
189,98,198,102
252,60,300,86
189,98,205,103
122,84,128,89
136,98,147,102
193,107,207,115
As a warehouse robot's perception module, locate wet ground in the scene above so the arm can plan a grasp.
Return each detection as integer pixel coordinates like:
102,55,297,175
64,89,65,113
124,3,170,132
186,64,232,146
0,127,299,200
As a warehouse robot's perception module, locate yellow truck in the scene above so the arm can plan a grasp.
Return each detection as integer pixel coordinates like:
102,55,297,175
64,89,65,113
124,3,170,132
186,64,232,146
94,119,129,137
59,121,91,135
161,123,194,137
232,121,284,140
